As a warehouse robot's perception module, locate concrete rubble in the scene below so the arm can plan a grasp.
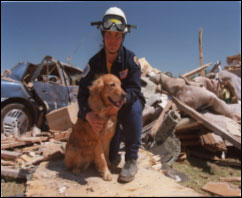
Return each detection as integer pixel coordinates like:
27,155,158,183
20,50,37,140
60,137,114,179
1,54,241,196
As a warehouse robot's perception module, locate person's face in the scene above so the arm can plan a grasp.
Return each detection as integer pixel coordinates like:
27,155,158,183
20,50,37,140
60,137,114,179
104,31,123,54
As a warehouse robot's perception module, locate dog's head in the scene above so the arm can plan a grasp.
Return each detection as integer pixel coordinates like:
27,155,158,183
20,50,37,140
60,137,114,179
89,74,126,109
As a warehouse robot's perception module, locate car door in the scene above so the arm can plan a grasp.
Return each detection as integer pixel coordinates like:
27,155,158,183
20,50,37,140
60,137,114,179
31,57,70,113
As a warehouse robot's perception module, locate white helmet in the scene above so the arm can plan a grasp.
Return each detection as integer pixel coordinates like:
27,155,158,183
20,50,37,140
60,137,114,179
101,7,128,33
104,7,127,24
91,7,136,34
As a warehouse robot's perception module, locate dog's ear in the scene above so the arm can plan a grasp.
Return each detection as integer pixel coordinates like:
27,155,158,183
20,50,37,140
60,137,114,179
89,78,104,95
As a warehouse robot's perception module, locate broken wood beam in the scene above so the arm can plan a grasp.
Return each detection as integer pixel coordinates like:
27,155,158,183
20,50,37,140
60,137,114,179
210,61,221,73
175,117,203,133
1,159,15,166
1,141,28,150
199,28,205,77
15,136,49,143
202,182,241,197
1,166,31,179
219,177,241,182
171,96,241,150
200,132,227,152
1,150,21,161
150,100,173,137
21,144,41,153
52,130,71,141
182,63,211,79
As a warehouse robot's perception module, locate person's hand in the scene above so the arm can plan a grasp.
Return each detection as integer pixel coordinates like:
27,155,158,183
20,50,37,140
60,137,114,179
86,112,105,133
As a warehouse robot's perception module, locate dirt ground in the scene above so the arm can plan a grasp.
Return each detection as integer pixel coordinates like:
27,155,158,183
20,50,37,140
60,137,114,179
1,149,241,197
24,149,201,197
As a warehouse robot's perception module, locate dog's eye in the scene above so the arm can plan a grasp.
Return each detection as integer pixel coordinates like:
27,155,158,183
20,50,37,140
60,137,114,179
110,83,115,87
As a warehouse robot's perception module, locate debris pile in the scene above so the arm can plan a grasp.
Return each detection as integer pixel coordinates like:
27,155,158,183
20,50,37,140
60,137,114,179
1,129,70,179
1,54,241,196
139,55,241,167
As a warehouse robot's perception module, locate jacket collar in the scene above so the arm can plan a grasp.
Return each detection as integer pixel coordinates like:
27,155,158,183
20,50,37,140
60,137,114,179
117,46,124,63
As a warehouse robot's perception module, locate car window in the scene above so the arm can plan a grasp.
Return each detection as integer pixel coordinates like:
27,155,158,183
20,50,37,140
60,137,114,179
36,63,63,85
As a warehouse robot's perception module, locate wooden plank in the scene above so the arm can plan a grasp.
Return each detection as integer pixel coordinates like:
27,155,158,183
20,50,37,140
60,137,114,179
1,159,15,166
1,166,30,179
210,61,221,73
1,137,49,149
22,144,41,153
1,137,49,150
202,182,241,196
182,63,211,78
172,96,241,150
1,150,21,161
219,177,241,182
1,142,27,150
52,130,71,141
150,100,173,137
15,136,49,143
175,118,203,133
200,132,227,152
199,28,205,77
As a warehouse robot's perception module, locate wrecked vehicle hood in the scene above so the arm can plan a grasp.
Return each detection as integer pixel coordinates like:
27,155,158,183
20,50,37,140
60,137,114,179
3,62,37,82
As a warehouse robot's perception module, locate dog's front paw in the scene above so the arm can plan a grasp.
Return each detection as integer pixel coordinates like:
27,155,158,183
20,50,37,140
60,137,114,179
103,170,112,181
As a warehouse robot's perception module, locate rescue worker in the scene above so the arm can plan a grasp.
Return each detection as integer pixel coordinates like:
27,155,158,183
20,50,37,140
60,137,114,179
77,7,145,183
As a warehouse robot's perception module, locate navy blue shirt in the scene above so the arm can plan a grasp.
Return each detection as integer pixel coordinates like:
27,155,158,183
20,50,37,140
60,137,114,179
77,46,145,120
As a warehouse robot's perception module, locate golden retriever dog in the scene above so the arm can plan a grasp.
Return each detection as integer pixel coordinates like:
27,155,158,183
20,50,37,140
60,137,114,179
65,74,126,181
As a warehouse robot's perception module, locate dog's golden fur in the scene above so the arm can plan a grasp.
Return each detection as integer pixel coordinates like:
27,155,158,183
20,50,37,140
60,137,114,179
65,74,126,181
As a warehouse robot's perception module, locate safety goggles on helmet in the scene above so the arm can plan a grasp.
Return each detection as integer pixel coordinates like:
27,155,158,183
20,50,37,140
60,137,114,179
91,17,136,33
102,15,126,32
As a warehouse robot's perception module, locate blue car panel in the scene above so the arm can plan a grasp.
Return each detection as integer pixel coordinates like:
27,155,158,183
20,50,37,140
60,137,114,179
1,56,82,134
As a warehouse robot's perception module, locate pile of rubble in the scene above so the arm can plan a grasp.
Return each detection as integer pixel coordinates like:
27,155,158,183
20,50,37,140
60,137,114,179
1,129,70,179
1,54,241,196
139,55,241,167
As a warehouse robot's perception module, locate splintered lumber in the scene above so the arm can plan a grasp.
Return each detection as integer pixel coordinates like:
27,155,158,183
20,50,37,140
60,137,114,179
1,150,21,161
171,96,241,150
202,182,241,197
52,129,72,141
15,136,49,143
182,63,211,78
219,177,241,182
1,141,28,150
1,166,30,179
150,100,173,137
200,132,227,152
142,119,157,136
175,117,203,133
21,144,41,153
1,160,15,166
210,61,221,73
1,137,49,150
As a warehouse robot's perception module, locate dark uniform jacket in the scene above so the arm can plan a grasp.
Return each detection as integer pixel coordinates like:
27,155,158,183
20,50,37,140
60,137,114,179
77,46,145,121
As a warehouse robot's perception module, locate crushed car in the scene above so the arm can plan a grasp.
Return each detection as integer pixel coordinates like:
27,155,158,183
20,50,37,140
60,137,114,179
1,56,82,136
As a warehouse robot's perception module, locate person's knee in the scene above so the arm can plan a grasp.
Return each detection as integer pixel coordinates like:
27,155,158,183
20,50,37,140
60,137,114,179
120,99,143,118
